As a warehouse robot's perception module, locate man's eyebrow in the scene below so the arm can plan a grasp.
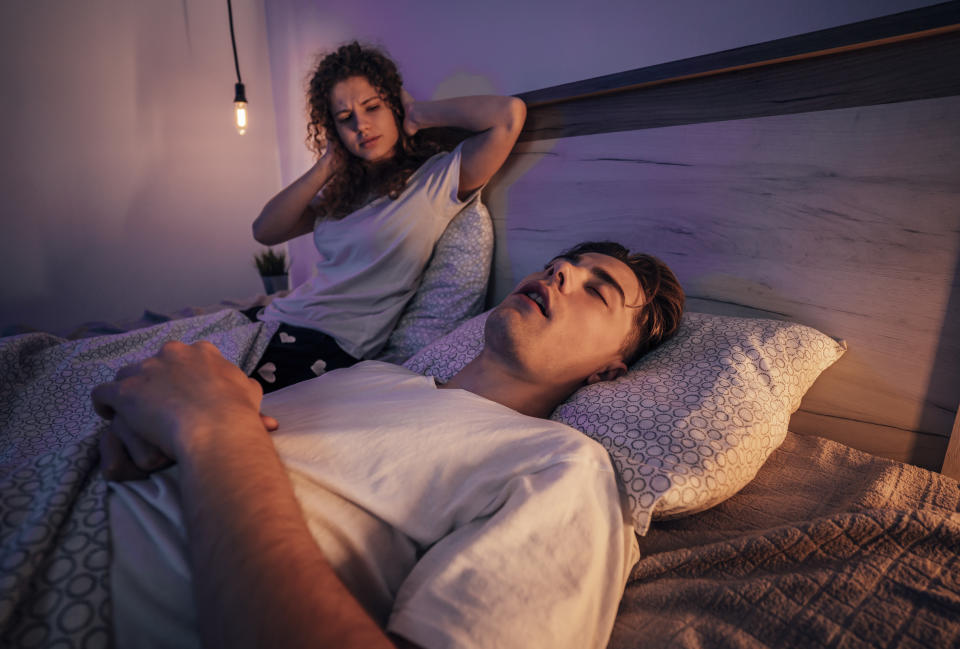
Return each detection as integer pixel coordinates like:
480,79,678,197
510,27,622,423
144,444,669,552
548,254,634,307
590,266,626,306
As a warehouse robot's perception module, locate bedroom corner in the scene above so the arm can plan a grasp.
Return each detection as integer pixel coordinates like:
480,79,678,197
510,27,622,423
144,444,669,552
0,0,282,336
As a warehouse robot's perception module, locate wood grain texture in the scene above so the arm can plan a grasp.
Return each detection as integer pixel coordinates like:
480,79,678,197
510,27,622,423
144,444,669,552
790,411,949,469
519,2,960,107
484,96,960,469
519,30,960,141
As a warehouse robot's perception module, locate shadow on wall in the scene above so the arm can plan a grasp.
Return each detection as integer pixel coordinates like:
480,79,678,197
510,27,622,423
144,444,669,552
485,141,558,306
919,234,960,467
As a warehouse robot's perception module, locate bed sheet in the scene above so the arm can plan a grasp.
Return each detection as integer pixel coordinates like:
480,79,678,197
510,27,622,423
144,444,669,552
0,310,277,648
609,431,960,649
4,305,958,648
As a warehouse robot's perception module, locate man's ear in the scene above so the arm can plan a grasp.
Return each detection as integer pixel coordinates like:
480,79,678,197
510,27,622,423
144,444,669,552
585,360,628,385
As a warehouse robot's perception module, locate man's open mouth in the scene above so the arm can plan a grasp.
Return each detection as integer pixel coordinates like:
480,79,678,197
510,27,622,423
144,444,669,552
520,290,547,316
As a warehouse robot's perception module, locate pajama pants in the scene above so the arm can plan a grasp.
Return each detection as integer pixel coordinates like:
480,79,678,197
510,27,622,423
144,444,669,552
242,307,359,393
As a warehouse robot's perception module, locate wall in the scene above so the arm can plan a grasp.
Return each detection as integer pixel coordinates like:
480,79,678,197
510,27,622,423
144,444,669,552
0,0,282,335
0,0,940,334
262,0,940,285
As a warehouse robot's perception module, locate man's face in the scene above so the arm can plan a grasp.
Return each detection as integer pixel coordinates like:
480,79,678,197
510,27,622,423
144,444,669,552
486,252,644,386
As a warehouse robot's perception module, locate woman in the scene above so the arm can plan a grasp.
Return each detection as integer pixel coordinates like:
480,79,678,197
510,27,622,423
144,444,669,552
248,42,526,392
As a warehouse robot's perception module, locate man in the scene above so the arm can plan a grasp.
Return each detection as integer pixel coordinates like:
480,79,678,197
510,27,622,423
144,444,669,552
94,241,684,649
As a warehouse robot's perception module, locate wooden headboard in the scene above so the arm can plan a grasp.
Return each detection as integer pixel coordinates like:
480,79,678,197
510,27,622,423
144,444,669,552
483,2,960,476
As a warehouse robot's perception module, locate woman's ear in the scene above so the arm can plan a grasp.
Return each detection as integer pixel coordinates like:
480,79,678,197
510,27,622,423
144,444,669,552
585,360,628,385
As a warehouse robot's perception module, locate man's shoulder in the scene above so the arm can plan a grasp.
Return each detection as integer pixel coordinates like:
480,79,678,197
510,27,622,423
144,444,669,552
332,363,615,470
480,409,617,476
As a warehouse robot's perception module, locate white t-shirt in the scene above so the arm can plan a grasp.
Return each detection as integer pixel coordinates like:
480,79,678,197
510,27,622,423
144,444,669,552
109,362,639,649
260,145,474,359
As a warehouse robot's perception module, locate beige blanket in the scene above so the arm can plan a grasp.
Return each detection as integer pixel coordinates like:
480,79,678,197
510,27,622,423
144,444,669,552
610,432,960,648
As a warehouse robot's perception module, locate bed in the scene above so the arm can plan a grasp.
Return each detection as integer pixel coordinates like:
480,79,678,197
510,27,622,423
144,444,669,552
2,3,959,647
498,2,959,645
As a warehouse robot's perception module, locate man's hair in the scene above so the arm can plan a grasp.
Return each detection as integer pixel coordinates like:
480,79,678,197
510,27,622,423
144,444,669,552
560,241,685,366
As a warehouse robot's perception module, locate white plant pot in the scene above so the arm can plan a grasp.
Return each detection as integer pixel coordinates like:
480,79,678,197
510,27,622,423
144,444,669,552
261,275,288,295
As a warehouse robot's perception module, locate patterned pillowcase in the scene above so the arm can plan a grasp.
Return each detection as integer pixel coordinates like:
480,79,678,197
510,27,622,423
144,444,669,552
378,199,494,363
404,310,847,534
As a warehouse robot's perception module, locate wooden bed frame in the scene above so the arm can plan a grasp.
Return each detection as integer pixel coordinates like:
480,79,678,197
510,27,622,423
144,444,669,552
482,1,960,477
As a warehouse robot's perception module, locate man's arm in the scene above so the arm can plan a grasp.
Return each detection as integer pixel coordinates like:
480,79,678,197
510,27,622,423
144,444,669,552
93,341,420,649
385,457,633,649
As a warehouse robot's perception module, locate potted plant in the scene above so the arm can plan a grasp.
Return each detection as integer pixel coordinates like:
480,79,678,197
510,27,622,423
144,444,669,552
253,247,289,295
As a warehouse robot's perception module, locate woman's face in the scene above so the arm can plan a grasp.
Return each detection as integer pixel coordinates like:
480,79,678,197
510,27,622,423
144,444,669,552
329,76,400,162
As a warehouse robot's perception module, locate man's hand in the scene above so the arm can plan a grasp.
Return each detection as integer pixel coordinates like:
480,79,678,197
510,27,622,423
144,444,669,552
95,342,416,648
92,341,277,481
98,414,279,481
98,426,172,481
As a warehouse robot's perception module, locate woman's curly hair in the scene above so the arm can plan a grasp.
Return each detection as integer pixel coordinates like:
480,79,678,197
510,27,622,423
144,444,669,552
306,42,446,220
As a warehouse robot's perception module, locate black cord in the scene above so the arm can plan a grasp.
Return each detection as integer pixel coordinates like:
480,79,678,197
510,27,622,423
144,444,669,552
227,0,242,84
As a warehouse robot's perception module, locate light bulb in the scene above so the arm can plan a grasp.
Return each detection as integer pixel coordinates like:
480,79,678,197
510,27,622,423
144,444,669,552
234,82,248,135
235,101,248,135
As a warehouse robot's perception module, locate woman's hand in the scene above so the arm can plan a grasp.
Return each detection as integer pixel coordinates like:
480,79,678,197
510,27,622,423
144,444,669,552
253,130,343,245
401,88,419,137
317,129,346,174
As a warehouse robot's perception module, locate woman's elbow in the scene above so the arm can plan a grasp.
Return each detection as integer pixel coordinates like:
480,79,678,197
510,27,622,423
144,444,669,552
252,216,277,246
505,97,527,135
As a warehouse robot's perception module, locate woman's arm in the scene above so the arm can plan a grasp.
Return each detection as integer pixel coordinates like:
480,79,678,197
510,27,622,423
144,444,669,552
404,94,526,200
253,150,340,246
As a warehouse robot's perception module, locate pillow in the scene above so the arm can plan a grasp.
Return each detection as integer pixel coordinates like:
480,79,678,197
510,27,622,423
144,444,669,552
378,198,493,363
404,310,846,534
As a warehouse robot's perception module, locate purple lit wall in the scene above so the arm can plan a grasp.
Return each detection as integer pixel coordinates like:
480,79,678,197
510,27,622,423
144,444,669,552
0,0,282,335
263,0,940,287
0,0,941,334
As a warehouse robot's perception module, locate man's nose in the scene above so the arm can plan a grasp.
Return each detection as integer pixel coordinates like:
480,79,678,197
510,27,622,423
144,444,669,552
548,260,580,292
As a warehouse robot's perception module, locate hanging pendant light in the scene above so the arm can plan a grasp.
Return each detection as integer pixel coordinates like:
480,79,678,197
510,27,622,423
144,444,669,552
234,82,248,135
227,0,247,135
